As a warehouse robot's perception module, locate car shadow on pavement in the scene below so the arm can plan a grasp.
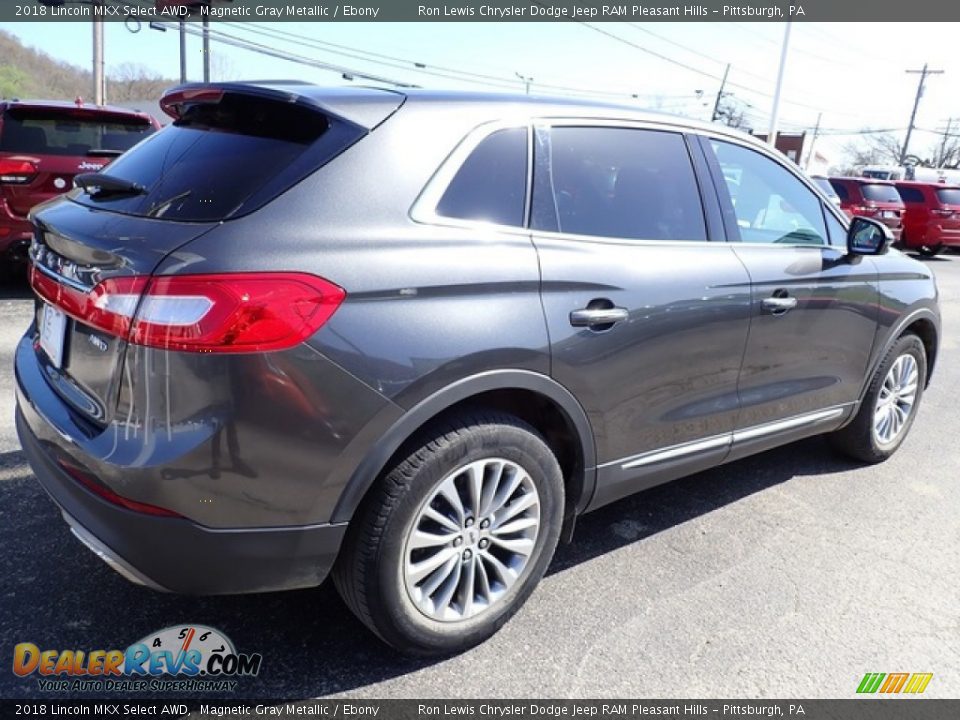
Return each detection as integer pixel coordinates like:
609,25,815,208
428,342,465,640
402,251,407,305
0,275,31,300
0,436,859,699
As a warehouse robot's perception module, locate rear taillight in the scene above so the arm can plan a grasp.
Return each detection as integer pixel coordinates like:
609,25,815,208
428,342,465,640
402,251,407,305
854,205,879,216
30,268,345,353
0,159,37,184
932,208,955,218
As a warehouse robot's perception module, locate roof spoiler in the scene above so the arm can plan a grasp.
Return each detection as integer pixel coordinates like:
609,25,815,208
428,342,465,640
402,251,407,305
159,82,405,130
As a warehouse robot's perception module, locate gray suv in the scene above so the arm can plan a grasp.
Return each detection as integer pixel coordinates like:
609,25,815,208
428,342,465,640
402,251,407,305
16,83,940,655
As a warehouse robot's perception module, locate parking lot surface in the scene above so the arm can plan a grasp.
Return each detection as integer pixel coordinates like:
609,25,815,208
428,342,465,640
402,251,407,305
1,258,958,699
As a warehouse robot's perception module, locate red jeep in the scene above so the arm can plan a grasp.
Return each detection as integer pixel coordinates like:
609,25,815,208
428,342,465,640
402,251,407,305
894,181,960,257
828,176,904,243
0,100,159,275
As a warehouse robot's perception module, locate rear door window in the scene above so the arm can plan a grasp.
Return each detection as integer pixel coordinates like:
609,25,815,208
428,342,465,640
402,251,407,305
831,181,849,201
435,127,527,227
861,184,902,203
70,92,363,222
531,126,706,241
0,107,153,156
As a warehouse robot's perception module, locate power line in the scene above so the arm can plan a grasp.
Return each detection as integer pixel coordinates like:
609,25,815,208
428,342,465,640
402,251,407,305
226,21,700,103
576,22,854,120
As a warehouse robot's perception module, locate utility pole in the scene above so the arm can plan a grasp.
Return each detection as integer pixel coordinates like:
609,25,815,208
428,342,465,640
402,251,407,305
767,21,792,149
202,14,211,82
901,63,944,165
711,63,730,122
515,72,533,95
92,0,105,105
804,112,823,170
179,19,187,83
936,117,954,167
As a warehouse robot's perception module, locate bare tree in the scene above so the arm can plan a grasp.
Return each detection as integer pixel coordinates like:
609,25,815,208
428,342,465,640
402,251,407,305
714,94,752,131
107,63,170,102
840,132,903,171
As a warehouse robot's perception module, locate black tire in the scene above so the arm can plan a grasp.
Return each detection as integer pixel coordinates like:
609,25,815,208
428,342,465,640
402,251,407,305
829,334,927,463
333,409,564,656
917,244,943,257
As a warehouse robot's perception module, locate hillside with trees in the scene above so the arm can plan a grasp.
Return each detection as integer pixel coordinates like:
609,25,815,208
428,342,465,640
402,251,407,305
0,29,173,104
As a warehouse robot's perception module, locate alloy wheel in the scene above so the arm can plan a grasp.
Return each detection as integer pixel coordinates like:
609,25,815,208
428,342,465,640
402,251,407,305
873,353,920,445
403,458,541,622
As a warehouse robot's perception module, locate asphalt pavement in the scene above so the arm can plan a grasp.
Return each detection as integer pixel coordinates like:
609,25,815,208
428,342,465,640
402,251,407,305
1,257,957,700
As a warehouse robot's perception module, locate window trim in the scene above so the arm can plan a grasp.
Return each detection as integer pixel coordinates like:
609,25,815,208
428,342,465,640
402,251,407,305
696,132,849,250
409,118,533,232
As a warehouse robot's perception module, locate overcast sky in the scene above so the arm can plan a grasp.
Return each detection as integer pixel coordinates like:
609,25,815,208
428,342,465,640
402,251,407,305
2,19,959,164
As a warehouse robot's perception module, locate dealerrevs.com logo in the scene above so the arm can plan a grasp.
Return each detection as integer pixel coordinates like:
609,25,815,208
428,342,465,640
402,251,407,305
13,625,262,693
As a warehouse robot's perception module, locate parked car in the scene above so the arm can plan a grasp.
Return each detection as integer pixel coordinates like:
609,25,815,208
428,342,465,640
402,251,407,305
16,84,940,655
811,175,843,208
828,176,904,242
0,99,158,276
894,180,960,256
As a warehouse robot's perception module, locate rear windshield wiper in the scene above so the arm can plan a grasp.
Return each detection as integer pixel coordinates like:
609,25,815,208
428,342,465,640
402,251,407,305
86,148,125,158
74,173,146,197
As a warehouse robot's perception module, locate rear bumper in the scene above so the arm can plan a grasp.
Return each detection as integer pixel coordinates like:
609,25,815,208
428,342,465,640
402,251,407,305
16,409,347,594
929,225,960,247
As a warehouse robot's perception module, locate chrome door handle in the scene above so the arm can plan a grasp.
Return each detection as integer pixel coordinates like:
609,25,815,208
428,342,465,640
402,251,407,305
761,296,798,314
569,307,629,327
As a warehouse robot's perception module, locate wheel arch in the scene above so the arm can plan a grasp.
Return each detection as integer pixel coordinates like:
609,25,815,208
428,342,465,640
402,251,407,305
330,370,597,531
860,307,940,406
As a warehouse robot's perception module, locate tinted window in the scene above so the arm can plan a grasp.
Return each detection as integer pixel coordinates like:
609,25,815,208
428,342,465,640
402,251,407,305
897,186,925,203
436,127,527,227
711,140,827,245
70,93,356,222
531,127,705,241
861,183,902,203
0,108,153,156
936,188,960,205
831,180,849,201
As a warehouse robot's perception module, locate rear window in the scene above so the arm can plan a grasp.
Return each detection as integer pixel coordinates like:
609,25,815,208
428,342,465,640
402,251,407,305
0,107,153,156
936,188,960,205
70,93,362,222
861,184,902,203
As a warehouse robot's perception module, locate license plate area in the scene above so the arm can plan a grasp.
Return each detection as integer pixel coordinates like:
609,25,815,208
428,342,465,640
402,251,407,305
39,302,67,368
882,210,898,219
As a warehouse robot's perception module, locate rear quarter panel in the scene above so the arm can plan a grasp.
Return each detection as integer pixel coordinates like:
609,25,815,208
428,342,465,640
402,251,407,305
149,101,551,522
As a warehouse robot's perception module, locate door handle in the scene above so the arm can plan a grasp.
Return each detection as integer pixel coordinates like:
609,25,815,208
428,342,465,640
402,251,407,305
569,307,629,328
761,296,798,314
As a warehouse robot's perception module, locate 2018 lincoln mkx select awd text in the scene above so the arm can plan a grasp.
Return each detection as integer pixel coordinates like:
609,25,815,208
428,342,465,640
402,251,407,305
16,82,940,655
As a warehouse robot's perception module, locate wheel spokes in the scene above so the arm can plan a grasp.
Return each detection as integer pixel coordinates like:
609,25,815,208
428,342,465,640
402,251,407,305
404,457,541,622
873,353,921,445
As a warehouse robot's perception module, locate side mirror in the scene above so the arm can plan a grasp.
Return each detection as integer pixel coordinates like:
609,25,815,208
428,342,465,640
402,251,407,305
847,216,893,256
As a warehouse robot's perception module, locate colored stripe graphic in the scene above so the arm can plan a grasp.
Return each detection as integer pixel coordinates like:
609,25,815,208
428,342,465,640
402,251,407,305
903,673,933,694
857,672,933,694
857,673,886,693
880,673,909,693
